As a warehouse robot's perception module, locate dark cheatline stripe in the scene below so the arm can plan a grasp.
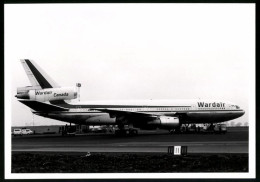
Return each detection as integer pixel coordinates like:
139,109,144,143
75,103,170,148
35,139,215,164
33,109,244,114
19,100,68,111
50,100,68,105
48,102,192,109
25,59,52,88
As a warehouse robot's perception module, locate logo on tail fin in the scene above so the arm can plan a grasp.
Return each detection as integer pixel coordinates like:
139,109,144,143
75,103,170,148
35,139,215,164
20,59,60,89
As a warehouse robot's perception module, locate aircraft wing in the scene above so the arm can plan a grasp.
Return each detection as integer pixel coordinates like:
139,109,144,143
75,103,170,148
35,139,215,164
90,108,176,119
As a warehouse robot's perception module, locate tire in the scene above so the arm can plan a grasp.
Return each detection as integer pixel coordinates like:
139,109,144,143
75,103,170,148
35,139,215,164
169,130,174,135
129,129,138,136
115,130,126,136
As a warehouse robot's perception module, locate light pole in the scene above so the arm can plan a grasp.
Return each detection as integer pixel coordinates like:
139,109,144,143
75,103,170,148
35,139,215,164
76,83,81,102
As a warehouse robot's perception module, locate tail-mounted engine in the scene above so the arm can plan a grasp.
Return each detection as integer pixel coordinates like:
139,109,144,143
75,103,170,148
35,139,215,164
16,86,77,102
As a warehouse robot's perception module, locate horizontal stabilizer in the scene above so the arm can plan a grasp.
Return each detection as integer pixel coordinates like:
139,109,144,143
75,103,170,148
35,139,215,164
19,100,69,112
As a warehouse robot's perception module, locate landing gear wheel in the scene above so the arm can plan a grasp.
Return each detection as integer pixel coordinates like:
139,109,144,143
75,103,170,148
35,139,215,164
115,130,127,136
169,129,174,135
129,129,138,136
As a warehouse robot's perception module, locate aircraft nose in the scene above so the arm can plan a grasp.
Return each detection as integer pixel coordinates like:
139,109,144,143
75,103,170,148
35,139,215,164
240,109,245,116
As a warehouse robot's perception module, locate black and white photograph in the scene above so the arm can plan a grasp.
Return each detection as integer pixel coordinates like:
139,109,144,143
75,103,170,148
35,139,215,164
4,3,255,179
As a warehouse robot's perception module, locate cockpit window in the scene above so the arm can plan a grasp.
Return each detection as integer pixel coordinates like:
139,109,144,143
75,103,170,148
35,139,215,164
230,104,240,109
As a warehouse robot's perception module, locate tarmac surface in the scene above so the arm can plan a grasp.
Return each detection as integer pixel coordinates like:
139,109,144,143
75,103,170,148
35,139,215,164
12,127,248,154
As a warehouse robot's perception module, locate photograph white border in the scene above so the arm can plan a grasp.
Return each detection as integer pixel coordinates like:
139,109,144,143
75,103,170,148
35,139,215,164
4,3,256,179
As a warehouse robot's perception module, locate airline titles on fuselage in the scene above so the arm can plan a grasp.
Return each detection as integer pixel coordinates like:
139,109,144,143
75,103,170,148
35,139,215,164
54,93,69,97
35,90,52,95
197,102,225,108
35,90,68,97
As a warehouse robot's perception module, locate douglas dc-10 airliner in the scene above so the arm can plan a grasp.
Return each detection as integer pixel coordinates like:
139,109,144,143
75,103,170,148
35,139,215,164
16,59,245,135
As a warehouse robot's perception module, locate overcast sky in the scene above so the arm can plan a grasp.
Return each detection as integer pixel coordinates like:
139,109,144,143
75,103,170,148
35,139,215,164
5,4,255,126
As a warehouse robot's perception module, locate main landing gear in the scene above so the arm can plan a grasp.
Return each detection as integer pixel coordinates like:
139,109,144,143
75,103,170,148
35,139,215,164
115,129,138,136
169,126,181,134
115,124,138,136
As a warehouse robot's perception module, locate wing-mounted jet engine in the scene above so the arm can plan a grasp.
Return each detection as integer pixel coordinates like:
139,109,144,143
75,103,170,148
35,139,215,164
158,116,180,128
16,86,77,102
132,116,180,130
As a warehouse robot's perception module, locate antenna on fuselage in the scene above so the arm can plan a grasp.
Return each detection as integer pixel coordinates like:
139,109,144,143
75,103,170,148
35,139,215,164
76,83,81,102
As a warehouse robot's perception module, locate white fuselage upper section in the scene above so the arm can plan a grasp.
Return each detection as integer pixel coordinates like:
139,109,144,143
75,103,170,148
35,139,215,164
67,99,241,111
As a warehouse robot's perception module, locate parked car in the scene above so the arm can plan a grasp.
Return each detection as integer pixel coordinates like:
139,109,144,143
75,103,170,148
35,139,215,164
13,129,22,136
21,129,34,135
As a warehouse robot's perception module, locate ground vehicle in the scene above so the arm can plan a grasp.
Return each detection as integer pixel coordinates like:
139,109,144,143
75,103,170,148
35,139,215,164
214,124,227,134
13,129,22,136
88,125,113,133
21,129,34,135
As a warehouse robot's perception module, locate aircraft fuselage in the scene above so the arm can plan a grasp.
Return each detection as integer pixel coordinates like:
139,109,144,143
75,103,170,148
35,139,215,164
34,99,245,126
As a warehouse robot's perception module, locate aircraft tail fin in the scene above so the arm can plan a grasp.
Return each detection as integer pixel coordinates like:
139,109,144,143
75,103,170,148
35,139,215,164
20,59,60,89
